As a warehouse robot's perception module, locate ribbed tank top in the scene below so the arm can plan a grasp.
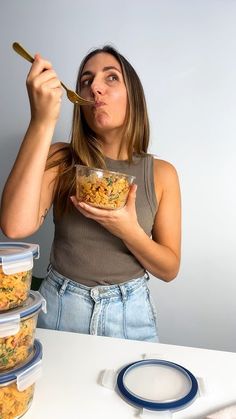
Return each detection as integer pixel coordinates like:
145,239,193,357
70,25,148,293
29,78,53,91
50,154,157,286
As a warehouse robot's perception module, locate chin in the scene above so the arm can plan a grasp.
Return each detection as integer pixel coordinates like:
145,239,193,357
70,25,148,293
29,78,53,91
92,119,114,131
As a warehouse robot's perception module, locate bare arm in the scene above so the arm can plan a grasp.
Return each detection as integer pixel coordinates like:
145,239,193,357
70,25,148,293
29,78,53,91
123,160,181,281
0,54,63,238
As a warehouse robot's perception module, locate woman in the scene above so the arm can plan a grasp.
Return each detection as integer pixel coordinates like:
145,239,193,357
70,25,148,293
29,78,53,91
0,46,181,342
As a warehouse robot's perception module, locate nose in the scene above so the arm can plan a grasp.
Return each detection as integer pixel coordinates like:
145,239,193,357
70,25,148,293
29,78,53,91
90,78,104,97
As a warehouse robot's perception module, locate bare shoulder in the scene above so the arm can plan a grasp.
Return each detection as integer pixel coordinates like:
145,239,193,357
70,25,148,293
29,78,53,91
154,158,179,182
153,158,180,201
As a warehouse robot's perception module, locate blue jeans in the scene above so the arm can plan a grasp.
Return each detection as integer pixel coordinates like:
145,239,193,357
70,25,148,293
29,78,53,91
37,265,159,342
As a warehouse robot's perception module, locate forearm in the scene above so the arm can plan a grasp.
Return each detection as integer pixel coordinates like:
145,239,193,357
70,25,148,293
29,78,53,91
0,120,55,237
123,227,180,282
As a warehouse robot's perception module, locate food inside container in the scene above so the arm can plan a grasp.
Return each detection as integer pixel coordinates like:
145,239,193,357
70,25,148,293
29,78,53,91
0,242,40,311
0,291,46,371
76,165,135,209
0,268,32,312
0,339,42,419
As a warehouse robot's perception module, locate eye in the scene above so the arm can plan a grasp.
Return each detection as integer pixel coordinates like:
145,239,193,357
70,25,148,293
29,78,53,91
80,78,92,87
107,74,119,82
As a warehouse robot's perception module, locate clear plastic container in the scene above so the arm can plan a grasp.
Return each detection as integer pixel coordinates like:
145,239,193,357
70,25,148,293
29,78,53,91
76,165,135,209
0,242,40,311
0,339,42,419
0,291,46,371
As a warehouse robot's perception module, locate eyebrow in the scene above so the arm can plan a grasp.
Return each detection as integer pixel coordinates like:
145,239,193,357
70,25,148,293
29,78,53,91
80,66,122,78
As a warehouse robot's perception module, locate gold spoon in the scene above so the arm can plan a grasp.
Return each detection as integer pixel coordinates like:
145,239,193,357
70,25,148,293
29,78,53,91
12,42,94,106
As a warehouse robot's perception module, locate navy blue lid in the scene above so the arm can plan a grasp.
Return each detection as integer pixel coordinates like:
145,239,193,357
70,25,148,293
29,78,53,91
0,339,42,384
0,291,45,322
117,359,198,412
0,242,39,263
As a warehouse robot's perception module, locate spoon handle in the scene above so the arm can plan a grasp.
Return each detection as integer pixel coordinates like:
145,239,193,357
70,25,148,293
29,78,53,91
12,42,69,92
12,42,34,64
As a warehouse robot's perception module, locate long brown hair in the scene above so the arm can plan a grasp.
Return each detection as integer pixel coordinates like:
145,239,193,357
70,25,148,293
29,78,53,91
48,45,150,218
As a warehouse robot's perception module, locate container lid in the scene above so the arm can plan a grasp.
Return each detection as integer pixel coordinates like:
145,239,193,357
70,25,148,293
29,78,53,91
0,291,46,337
0,339,43,390
116,359,198,412
0,242,40,274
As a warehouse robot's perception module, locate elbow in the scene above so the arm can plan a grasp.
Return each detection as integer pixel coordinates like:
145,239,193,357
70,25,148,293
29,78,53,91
161,270,179,282
0,220,38,240
164,254,181,282
0,226,27,240
157,261,180,283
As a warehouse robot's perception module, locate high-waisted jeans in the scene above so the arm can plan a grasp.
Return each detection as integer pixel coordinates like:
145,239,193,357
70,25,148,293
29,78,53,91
37,265,159,342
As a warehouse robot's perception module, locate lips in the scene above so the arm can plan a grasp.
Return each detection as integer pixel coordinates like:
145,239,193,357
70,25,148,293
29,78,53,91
94,101,106,108
91,101,107,114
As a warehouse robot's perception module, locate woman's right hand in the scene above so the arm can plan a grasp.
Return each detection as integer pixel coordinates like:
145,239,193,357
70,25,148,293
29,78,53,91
26,53,62,125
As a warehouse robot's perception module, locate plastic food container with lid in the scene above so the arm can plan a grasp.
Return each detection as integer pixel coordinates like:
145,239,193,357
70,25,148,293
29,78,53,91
0,339,42,419
0,242,40,311
0,291,46,371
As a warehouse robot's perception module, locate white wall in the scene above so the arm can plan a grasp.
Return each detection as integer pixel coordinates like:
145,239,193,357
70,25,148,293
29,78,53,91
1,0,236,352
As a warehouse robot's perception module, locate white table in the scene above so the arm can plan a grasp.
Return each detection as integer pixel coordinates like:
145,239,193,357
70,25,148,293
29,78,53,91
22,328,236,419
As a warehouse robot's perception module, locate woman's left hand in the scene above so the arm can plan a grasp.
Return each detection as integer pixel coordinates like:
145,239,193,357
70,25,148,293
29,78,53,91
70,184,140,240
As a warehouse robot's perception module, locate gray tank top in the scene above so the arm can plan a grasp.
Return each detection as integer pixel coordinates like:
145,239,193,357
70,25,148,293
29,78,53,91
50,154,157,286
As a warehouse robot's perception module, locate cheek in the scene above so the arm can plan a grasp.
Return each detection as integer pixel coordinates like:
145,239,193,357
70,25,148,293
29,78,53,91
112,89,127,116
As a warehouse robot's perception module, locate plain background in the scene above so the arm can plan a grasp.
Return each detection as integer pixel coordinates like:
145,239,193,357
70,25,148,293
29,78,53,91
0,0,235,352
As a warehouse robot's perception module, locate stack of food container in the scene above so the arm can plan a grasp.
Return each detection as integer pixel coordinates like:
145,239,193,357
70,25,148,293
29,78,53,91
0,242,46,419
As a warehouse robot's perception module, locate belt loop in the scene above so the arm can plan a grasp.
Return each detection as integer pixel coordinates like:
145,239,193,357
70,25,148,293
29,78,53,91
58,279,70,296
119,284,128,302
47,263,53,273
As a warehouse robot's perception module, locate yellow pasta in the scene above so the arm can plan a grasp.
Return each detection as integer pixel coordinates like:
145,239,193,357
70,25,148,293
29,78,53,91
76,172,131,209
0,382,34,419
0,268,32,311
0,317,36,371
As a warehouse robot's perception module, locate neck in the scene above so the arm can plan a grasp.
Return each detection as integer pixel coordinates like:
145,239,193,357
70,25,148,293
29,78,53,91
103,148,128,160
99,131,128,160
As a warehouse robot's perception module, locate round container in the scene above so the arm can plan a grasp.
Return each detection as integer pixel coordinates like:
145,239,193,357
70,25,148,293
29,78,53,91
0,242,40,311
0,291,46,371
76,165,135,209
0,339,42,419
